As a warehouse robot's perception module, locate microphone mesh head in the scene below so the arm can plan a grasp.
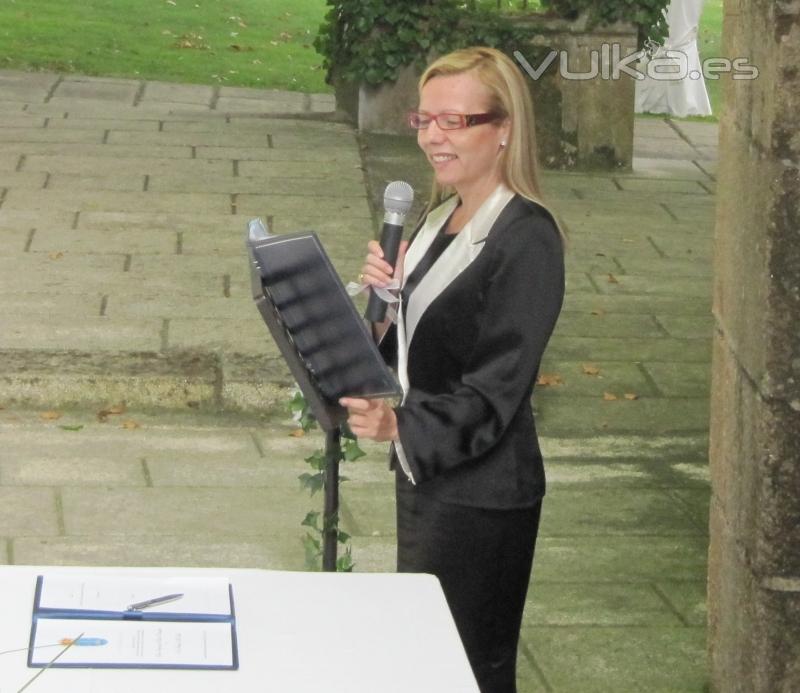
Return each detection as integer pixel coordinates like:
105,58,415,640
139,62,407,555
383,181,414,215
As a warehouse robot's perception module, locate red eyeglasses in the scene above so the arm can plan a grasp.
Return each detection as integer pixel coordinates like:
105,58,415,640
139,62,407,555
407,111,499,130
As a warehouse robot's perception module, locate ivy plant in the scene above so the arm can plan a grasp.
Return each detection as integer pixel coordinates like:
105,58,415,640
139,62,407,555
289,390,365,572
314,0,671,88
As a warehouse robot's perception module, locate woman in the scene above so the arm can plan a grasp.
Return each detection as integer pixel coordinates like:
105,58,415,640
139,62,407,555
340,46,565,693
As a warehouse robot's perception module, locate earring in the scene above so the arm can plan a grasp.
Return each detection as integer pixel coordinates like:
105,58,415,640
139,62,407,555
500,140,507,148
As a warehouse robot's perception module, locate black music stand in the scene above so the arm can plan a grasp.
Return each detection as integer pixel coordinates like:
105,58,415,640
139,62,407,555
246,218,400,570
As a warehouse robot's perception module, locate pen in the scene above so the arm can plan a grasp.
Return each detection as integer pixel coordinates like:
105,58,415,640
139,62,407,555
126,592,184,611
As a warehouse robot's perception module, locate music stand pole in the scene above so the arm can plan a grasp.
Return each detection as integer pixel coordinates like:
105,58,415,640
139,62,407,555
322,426,341,572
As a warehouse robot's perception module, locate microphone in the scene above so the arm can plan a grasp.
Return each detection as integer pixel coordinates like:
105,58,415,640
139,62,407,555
364,181,414,323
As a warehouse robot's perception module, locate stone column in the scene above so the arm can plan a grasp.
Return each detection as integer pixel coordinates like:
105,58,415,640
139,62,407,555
708,1,800,691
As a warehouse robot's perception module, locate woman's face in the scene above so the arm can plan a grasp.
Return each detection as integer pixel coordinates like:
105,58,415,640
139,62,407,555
417,71,509,197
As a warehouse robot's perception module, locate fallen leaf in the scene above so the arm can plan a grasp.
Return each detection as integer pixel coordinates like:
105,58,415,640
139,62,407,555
121,420,140,430
48,251,64,260
59,424,84,431
40,410,62,421
624,393,639,400
607,273,619,284
582,364,601,376
536,373,564,387
603,392,618,401
289,429,305,438
97,403,126,422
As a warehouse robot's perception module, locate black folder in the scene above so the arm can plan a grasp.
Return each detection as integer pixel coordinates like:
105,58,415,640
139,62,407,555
246,218,401,431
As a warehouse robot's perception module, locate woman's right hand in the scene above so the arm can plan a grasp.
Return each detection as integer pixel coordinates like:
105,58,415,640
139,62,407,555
361,239,408,289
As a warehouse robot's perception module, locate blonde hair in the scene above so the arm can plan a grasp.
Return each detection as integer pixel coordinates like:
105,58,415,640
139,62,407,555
418,46,566,242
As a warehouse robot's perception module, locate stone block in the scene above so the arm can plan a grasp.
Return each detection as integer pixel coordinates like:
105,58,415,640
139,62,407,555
357,63,421,135
522,625,707,692
643,362,711,397
140,81,215,105
534,360,657,398
655,315,714,339
146,174,365,197
1,457,146,487
3,188,230,214
46,117,160,132
0,315,162,351
614,257,713,278
554,311,666,338
539,487,705,537
61,486,307,537
0,228,28,254
630,156,713,180
47,173,146,192
23,155,233,177
0,488,59,536
561,293,711,316
0,292,102,318
0,142,194,159
0,127,104,144
590,272,712,297
0,349,219,410
533,394,710,436
522,582,683,626
236,159,365,181
195,145,361,164
30,228,175,255
12,536,302,571
535,535,708,583
545,335,711,363
235,193,371,219
167,317,280,355
78,210,238,233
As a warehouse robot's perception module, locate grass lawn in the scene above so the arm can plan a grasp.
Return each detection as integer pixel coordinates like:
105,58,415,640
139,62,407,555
0,0,330,92
0,0,723,120
698,0,724,118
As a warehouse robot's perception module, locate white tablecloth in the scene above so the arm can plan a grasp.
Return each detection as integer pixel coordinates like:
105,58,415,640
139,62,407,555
0,565,479,692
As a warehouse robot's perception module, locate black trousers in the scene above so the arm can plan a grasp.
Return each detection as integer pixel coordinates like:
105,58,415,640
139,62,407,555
396,480,543,693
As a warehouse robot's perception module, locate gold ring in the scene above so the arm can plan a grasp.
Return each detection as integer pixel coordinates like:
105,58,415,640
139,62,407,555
358,273,364,283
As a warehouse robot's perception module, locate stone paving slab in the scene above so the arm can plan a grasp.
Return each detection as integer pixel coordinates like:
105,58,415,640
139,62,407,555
0,316,162,351
543,336,711,363
562,293,711,316
0,488,60,535
522,582,685,626
22,154,233,176
533,395,710,436
0,70,719,689
521,626,707,692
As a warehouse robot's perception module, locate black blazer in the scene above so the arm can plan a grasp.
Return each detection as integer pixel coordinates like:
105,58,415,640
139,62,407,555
381,193,565,509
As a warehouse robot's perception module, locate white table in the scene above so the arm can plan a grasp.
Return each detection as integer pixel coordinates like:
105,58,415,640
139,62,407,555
0,566,479,692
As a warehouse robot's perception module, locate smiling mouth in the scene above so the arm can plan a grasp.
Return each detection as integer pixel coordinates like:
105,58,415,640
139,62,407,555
431,154,458,163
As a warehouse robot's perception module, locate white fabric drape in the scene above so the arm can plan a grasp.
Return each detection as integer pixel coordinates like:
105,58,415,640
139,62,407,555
635,0,713,117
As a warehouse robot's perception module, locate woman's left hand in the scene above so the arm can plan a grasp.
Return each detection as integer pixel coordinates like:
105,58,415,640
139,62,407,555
338,397,399,442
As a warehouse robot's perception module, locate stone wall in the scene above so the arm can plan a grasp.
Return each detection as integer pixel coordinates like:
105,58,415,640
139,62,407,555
347,15,638,170
708,1,800,691
514,14,638,170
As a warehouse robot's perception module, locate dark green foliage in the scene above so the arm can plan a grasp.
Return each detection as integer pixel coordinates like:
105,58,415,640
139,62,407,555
315,0,670,86
292,392,355,572
540,0,670,45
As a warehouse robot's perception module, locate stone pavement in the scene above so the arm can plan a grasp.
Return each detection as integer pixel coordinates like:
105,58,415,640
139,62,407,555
0,70,716,691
